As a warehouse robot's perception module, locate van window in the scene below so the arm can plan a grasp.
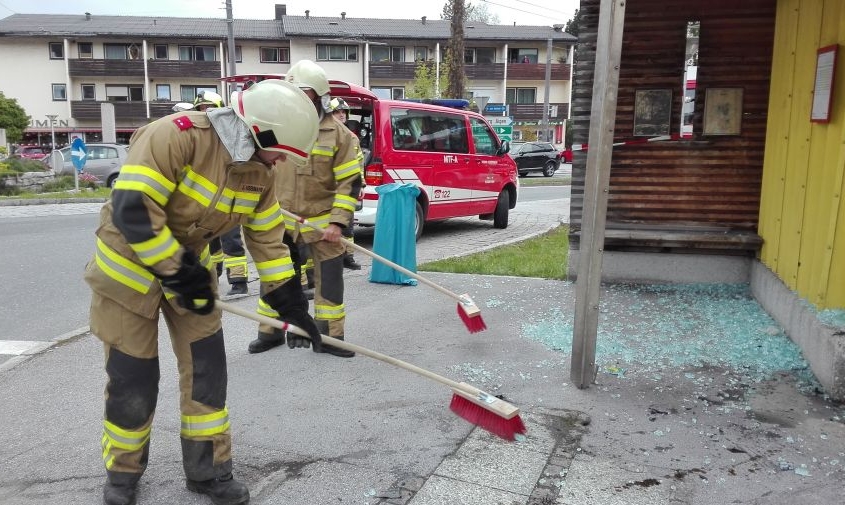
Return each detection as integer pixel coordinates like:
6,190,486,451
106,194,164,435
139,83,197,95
469,117,498,155
390,109,468,154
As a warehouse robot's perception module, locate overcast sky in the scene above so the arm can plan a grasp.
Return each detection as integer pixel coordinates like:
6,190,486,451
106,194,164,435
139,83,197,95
0,0,578,27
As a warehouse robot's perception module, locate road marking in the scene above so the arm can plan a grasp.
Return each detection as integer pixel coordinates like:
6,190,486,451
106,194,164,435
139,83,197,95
0,340,54,356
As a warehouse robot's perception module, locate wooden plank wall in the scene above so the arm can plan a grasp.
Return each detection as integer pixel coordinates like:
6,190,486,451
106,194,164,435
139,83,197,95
571,0,777,237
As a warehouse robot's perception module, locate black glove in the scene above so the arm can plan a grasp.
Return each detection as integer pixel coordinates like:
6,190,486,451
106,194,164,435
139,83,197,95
157,250,215,315
261,281,323,352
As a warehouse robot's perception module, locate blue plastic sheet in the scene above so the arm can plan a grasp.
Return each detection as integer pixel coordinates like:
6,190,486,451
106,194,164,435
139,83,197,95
369,183,420,285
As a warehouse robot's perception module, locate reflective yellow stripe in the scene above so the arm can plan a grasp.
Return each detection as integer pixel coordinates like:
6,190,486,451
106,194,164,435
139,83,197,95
178,167,217,208
102,420,151,451
210,251,224,265
198,245,211,268
128,226,180,266
114,165,177,206
224,256,248,270
333,194,358,212
257,297,278,318
311,145,334,157
245,203,284,231
96,239,156,293
333,157,362,180
315,303,345,320
284,213,331,232
181,408,230,437
254,257,295,283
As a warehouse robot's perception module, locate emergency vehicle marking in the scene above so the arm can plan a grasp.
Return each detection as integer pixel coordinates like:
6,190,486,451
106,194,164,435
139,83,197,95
384,168,494,205
443,155,459,164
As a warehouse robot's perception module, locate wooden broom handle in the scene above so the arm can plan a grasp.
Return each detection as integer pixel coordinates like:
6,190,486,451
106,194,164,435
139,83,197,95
216,299,468,393
277,207,467,304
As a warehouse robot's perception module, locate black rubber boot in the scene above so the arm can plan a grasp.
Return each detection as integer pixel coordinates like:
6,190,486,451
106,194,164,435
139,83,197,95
103,481,137,505
247,329,284,354
226,281,248,296
322,335,356,358
343,254,362,270
186,472,250,505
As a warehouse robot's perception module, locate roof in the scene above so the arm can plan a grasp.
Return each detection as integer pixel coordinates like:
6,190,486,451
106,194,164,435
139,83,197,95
0,13,575,43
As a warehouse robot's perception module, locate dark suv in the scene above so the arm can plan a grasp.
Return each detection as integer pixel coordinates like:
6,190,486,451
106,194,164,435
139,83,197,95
508,141,560,177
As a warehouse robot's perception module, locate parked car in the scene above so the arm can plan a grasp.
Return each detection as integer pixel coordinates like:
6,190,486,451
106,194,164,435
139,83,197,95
52,143,130,187
560,147,573,164
14,145,49,161
508,141,560,177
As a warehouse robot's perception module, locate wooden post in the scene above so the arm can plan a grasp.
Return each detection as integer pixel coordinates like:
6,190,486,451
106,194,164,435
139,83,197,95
570,0,627,388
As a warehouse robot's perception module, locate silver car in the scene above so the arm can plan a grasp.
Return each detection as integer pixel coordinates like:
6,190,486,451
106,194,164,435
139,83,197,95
52,143,129,187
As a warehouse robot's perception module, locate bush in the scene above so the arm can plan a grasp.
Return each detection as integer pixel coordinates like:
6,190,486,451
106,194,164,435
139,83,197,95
3,157,49,173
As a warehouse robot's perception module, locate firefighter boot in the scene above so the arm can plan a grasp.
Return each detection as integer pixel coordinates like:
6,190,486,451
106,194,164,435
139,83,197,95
227,281,248,296
186,472,250,505
315,320,355,358
343,254,362,270
103,481,137,505
247,327,285,354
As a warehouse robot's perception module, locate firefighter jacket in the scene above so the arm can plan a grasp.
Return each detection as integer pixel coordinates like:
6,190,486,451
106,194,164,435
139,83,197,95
275,114,363,242
84,111,295,319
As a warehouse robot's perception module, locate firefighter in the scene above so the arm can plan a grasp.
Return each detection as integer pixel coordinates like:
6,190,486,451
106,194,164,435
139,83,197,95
328,97,363,271
248,60,361,358
188,92,251,296
85,79,322,505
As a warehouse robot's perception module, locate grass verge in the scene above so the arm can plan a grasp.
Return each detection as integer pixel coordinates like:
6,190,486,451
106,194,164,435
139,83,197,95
519,175,571,187
419,225,569,280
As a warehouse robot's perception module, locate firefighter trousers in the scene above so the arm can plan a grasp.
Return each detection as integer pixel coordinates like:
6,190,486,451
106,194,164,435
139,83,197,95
210,227,247,284
90,291,233,486
258,230,346,337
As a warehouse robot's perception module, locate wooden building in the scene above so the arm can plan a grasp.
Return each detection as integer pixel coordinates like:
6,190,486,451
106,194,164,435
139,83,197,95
569,0,845,398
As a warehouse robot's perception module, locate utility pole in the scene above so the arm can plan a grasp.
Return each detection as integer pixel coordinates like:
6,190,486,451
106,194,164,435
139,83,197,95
225,0,237,101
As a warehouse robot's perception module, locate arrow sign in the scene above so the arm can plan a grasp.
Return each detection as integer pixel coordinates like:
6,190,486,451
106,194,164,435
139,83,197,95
71,137,87,172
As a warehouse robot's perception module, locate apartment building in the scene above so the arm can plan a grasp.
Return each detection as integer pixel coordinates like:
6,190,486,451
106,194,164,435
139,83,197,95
0,4,575,147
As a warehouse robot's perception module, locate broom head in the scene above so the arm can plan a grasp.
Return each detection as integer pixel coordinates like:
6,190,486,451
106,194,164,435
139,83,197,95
457,294,487,333
449,383,527,441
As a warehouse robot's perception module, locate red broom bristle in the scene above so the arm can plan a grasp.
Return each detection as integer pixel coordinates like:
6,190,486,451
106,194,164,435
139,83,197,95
449,394,527,441
457,304,487,333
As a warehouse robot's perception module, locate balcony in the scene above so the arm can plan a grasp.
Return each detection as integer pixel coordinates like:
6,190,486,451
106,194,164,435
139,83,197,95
69,59,220,79
367,62,571,82
484,102,569,123
71,100,179,120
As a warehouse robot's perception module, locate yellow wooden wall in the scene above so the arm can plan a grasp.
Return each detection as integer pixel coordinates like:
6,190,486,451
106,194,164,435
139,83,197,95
759,0,845,309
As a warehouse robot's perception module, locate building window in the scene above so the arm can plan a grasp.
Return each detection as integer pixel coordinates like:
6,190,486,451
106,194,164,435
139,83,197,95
180,85,218,102
317,44,358,62
49,42,64,59
106,85,144,102
81,84,96,100
179,45,216,61
370,46,405,62
508,48,538,64
104,43,141,60
372,87,405,100
78,42,93,59
464,47,495,64
505,87,536,104
227,45,242,63
156,84,171,100
414,46,428,62
52,83,67,101
259,46,289,63
154,44,168,59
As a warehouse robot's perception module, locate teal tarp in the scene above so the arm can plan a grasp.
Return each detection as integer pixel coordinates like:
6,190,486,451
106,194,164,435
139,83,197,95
369,183,420,286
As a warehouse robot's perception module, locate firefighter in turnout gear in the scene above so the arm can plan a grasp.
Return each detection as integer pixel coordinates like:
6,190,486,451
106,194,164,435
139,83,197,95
328,97,364,270
248,60,362,358
85,79,321,505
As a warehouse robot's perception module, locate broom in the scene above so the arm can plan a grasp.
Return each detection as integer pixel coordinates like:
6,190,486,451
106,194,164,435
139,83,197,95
278,207,486,333
217,299,525,440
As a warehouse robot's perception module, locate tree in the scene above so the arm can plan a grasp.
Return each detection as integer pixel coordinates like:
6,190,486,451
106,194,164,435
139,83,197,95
0,92,30,144
564,8,581,38
441,1,499,24
405,58,451,99
445,0,466,99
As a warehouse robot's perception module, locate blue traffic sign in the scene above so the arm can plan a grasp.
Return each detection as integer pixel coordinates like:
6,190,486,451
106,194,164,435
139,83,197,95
71,137,87,172
485,104,506,113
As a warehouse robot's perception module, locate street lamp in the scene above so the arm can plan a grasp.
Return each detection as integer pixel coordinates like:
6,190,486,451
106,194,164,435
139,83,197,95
45,114,57,150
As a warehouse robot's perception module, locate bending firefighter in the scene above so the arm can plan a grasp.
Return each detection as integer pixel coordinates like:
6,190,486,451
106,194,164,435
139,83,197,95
85,79,323,505
249,60,362,358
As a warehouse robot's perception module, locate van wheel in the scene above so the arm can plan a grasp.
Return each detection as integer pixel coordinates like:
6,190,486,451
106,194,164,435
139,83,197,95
107,174,119,188
493,191,509,229
414,201,424,241
543,161,557,177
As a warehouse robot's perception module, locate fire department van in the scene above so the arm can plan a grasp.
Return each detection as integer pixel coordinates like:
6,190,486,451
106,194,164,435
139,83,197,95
221,75,518,238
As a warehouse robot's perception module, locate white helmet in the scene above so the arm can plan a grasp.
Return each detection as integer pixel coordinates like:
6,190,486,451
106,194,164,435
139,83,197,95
194,90,224,108
231,79,319,163
286,59,331,111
